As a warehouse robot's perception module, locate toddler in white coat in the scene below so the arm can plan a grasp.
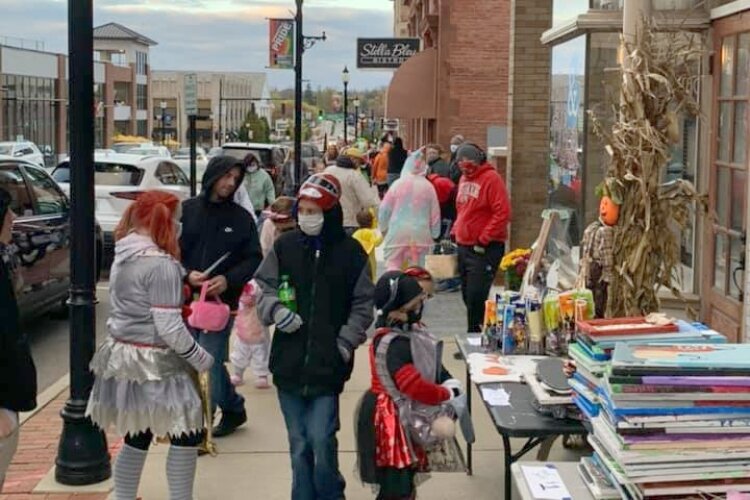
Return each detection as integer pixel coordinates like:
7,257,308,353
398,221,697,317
230,280,271,389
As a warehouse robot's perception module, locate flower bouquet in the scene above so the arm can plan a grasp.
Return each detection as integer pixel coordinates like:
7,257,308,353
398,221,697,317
500,248,531,291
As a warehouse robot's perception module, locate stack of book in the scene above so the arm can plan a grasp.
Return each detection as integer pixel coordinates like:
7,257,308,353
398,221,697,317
587,343,750,499
568,320,726,421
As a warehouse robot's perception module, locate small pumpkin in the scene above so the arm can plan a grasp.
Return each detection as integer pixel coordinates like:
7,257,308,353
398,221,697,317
600,196,620,226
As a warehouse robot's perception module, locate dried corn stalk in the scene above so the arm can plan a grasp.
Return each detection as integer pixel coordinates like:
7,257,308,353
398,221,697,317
589,20,707,318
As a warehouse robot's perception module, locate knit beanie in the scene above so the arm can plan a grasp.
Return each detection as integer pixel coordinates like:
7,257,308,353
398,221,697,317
455,143,485,164
374,271,424,317
298,173,341,211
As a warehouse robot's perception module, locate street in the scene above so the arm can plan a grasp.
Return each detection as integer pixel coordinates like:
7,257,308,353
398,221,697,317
25,286,111,393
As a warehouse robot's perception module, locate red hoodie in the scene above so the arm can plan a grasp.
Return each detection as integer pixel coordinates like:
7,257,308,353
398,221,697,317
453,164,511,246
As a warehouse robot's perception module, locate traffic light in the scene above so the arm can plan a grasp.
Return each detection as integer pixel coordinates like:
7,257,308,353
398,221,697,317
318,109,324,122
281,103,287,116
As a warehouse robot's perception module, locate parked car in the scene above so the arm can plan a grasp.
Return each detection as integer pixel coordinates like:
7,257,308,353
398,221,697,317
111,141,152,153
0,158,103,320
221,142,287,192
51,154,191,270
173,147,209,187
122,145,171,158
0,141,45,168
207,147,223,159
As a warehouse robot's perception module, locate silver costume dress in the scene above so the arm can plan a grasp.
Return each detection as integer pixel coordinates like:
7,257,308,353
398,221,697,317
86,233,212,437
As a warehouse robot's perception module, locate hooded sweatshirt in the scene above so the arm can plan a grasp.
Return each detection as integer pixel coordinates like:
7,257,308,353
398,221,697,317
453,163,511,246
180,156,263,310
255,204,374,397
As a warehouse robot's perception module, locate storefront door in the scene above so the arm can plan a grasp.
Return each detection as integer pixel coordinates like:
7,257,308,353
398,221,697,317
704,12,750,342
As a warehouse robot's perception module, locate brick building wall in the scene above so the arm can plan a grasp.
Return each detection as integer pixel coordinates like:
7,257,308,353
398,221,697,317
435,0,510,150
507,0,552,248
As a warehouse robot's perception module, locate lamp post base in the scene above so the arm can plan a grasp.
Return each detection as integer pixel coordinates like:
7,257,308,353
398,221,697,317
55,398,111,486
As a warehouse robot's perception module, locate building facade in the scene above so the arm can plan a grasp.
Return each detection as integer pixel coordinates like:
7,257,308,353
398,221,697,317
94,22,157,141
151,71,271,149
0,23,156,161
388,0,750,342
386,0,510,151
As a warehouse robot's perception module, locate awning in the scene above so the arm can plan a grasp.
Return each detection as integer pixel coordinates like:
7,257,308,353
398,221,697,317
385,47,437,120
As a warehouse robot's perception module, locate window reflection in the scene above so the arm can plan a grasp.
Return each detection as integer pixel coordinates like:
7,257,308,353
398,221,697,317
549,36,586,244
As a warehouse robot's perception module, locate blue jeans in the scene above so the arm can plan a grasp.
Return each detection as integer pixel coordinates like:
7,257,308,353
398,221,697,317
192,318,245,415
387,173,399,186
277,391,345,500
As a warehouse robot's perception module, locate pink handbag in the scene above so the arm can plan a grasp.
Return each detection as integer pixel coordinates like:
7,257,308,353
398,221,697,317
188,282,231,332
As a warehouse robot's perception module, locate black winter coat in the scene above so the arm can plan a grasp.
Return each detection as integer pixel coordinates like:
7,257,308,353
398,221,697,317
180,156,264,311
255,206,375,397
0,257,37,412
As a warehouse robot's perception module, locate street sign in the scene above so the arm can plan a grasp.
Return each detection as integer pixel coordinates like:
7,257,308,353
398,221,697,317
383,118,400,132
275,119,290,133
184,73,198,117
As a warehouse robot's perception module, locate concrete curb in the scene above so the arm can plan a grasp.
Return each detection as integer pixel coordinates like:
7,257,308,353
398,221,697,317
19,373,69,426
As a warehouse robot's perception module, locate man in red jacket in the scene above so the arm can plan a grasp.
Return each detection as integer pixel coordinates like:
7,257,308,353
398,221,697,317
452,143,511,333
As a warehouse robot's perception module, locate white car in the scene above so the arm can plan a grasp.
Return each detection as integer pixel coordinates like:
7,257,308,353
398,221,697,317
123,145,171,158
173,147,209,186
0,141,45,167
51,154,191,266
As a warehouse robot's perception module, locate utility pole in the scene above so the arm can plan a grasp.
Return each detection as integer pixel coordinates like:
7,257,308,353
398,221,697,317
294,0,303,190
291,2,326,192
56,0,111,485
342,66,350,145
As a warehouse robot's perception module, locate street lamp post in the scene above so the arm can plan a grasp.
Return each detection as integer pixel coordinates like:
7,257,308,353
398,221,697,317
55,0,111,485
160,101,167,145
353,97,360,141
342,67,350,144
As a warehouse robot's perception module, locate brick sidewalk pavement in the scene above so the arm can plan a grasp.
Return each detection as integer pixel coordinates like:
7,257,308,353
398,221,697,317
0,389,120,500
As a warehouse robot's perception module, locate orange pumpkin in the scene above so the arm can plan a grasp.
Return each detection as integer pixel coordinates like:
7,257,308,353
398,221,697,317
600,196,620,226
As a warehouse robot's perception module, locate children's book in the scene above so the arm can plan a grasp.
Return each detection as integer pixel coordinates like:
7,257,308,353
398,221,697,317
611,343,750,375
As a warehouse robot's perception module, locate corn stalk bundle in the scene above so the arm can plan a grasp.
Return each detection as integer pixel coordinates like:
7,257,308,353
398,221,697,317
589,20,707,318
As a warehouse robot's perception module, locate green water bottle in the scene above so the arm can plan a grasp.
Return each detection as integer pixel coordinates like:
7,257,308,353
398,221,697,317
278,275,297,312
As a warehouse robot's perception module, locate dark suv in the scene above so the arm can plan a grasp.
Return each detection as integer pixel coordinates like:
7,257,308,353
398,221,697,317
221,142,287,192
0,158,103,320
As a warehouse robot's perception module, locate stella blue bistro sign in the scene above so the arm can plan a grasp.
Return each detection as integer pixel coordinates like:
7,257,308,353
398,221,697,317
356,38,420,70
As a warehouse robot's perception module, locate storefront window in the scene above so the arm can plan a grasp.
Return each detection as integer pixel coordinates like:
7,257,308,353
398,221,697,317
549,35,586,243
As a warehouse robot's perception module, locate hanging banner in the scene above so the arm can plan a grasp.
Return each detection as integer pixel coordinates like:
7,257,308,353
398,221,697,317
269,19,295,69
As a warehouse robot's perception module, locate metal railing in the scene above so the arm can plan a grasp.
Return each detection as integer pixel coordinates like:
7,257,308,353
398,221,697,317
0,36,46,51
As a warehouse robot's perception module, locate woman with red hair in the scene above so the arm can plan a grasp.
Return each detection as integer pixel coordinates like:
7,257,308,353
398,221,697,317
86,191,214,500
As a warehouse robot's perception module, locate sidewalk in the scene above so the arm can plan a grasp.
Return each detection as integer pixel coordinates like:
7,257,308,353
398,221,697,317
1,287,586,500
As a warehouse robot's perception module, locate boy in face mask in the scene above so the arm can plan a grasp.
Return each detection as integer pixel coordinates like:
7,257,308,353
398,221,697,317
254,173,375,500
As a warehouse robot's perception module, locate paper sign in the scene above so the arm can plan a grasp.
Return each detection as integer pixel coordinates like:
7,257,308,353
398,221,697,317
521,465,572,500
467,337,482,347
481,387,511,406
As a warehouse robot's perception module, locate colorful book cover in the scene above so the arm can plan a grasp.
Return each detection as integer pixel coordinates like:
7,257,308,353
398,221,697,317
608,375,750,387
612,343,750,373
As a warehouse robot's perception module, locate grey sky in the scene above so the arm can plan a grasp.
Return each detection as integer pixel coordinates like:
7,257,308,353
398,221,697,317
0,0,395,90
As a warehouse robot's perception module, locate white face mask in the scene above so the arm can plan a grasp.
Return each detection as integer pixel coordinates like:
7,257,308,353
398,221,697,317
174,220,182,238
450,144,459,154
298,213,324,236
247,166,259,173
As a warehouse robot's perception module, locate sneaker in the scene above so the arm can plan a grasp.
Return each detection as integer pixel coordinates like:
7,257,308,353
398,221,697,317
213,409,247,438
254,376,270,389
230,373,245,387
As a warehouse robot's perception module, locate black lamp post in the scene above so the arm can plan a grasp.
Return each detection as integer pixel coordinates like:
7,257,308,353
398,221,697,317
160,101,167,145
353,97,360,141
55,0,111,485
342,66,350,144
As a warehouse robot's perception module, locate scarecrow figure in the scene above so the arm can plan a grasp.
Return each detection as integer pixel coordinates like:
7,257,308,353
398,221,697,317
578,187,619,318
